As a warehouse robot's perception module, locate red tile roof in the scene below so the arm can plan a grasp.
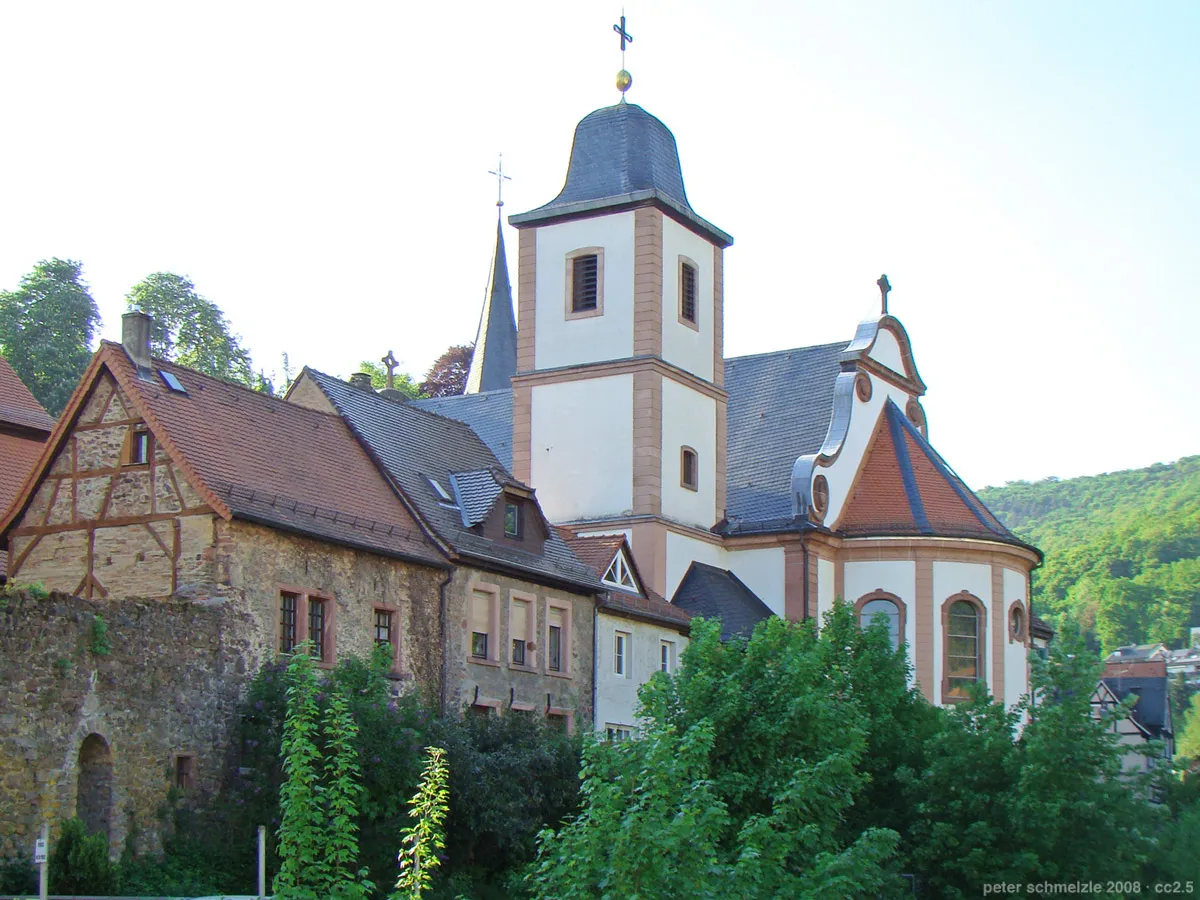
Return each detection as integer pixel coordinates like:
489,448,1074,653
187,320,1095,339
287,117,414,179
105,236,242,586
839,401,1016,542
556,528,691,632
0,354,54,433
3,344,446,569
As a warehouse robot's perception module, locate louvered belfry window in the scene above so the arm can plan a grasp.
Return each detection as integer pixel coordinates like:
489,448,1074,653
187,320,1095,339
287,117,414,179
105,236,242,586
572,254,599,312
680,261,698,324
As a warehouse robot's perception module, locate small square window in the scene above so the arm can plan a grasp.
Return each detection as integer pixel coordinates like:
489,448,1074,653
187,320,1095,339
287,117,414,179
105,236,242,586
681,447,698,491
126,429,150,466
571,254,598,312
605,724,633,742
504,501,522,538
472,631,489,659
374,609,393,648
174,754,196,791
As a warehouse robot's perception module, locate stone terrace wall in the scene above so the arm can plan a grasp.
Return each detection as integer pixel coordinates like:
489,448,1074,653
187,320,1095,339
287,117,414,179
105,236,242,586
0,589,258,859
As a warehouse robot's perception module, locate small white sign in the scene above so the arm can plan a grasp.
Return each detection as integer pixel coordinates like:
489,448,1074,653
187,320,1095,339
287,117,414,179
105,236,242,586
33,837,47,864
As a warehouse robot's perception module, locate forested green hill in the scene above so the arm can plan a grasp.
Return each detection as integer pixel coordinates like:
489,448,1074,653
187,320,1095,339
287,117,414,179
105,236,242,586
978,457,1200,652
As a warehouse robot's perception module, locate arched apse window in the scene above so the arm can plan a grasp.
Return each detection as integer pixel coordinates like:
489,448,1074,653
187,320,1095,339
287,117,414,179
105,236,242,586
77,733,114,841
853,590,907,652
942,592,987,701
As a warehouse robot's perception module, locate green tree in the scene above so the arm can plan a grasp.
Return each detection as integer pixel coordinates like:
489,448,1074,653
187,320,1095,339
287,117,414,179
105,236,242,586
48,817,118,895
0,258,100,415
529,613,901,898
394,747,449,900
125,272,262,389
419,344,473,398
274,646,331,899
1178,693,1200,762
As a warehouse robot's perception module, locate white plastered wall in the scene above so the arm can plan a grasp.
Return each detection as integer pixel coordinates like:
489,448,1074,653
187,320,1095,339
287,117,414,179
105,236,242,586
661,378,717,529
817,557,836,624
530,375,633,521
660,217,715,381
594,610,688,732
663,532,784,615
534,212,636,370
1003,566,1030,709
823,372,913,527
844,560,917,684
932,561,992,707
867,328,906,375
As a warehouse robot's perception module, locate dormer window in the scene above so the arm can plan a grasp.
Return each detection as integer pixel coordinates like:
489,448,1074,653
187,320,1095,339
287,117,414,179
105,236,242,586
680,447,698,492
602,550,638,593
679,258,698,328
504,501,522,538
566,248,604,318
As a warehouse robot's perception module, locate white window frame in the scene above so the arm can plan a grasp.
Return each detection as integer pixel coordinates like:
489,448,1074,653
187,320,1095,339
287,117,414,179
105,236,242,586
660,639,677,673
602,550,639,593
614,630,631,678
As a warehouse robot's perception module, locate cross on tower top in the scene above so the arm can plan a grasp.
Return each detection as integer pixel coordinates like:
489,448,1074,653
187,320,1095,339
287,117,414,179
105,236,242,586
613,12,633,96
877,274,892,316
613,13,633,51
488,154,512,208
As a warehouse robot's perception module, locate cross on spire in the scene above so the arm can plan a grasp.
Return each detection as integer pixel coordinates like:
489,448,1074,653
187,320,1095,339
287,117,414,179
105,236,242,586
613,13,633,52
381,350,399,391
877,274,892,316
488,154,512,208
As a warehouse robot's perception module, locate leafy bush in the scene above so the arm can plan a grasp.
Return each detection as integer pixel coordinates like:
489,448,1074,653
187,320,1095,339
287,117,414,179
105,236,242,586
48,817,118,895
0,854,36,894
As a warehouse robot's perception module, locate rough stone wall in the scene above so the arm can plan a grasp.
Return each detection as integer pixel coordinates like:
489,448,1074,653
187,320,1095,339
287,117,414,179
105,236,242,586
446,567,596,729
7,371,217,600
217,519,447,700
0,589,258,860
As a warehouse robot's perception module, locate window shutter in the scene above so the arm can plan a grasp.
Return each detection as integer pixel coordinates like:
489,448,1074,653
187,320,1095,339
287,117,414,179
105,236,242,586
471,591,491,635
512,599,529,642
572,255,599,311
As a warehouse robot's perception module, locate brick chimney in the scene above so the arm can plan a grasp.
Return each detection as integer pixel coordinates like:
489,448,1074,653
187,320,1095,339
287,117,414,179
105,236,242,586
122,311,154,376
349,372,374,391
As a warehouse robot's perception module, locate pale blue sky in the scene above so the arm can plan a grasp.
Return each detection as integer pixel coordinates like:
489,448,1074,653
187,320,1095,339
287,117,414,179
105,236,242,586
1,1,1196,489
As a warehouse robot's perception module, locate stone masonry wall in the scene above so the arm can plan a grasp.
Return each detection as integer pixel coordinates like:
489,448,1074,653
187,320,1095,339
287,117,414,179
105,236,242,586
0,589,259,860
446,567,596,729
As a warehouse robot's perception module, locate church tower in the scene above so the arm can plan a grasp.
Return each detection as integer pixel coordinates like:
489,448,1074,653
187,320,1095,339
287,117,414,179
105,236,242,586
508,100,733,595
464,215,517,394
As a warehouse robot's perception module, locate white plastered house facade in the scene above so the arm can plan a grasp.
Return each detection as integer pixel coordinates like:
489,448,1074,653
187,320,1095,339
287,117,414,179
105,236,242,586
435,97,1044,722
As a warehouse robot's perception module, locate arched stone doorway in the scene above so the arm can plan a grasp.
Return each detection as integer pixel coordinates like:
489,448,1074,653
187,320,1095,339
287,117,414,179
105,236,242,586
76,733,113,840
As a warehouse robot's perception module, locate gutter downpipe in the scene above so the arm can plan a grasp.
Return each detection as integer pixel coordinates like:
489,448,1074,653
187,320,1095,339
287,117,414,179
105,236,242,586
593,594,601,734
438,569,454,718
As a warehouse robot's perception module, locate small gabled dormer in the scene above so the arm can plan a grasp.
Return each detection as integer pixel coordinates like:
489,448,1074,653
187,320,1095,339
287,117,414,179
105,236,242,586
447,468,550,554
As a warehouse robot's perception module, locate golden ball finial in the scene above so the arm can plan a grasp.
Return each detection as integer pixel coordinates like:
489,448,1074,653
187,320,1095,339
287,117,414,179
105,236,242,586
616,69,632,93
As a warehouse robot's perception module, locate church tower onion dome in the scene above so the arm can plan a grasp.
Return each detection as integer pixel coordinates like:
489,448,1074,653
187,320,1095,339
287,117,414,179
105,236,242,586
509,102,733,248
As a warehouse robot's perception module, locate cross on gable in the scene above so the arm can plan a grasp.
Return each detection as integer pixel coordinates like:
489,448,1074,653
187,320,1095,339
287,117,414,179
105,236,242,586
877,274,891,316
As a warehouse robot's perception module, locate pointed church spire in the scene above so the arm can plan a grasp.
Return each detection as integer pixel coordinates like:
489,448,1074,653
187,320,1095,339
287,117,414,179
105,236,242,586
463,215,517,394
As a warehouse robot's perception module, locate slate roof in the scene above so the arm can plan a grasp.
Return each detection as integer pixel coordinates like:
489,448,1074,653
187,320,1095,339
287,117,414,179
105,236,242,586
0,354,54,434
509,102,733,248
464,218,517,394
1101,675,1172,739
723,342,844,530
411,389,514,469
302,370,602,593
671,561,773,641
838,400,1017,542
1,344,446,569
